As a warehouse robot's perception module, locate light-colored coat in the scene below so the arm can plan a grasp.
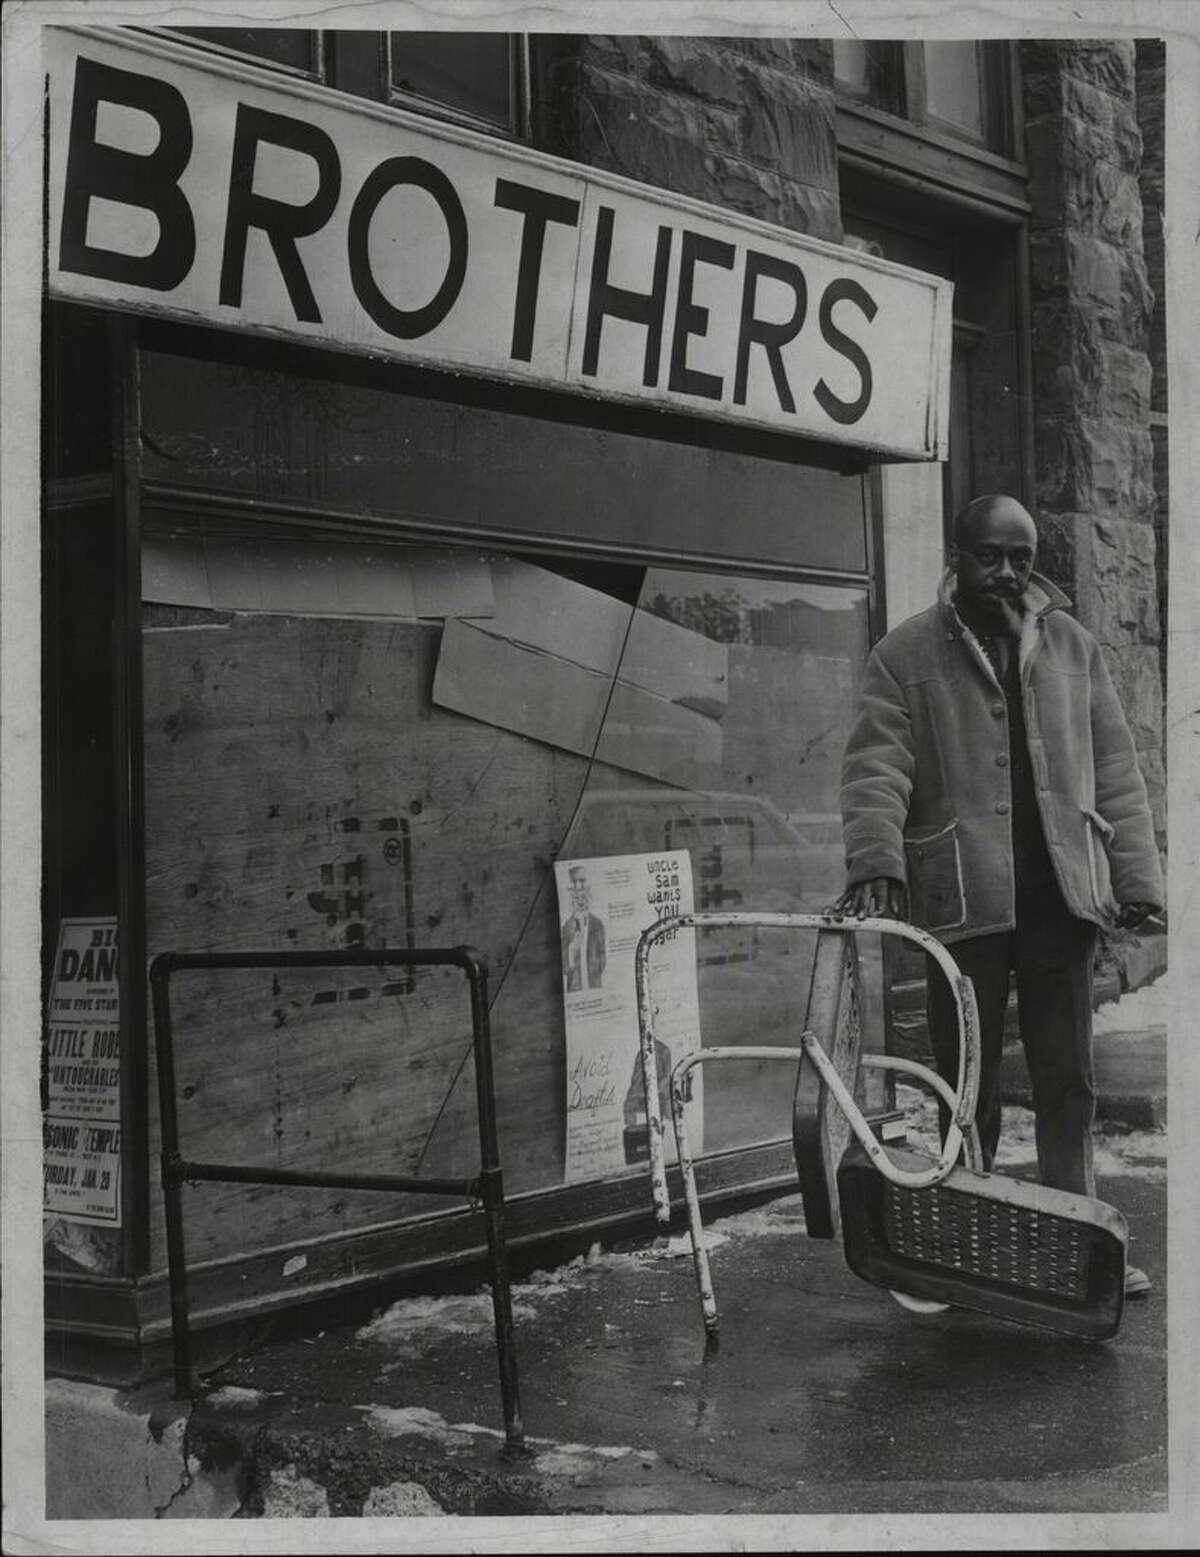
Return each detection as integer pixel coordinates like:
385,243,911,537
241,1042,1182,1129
840,573,1163,943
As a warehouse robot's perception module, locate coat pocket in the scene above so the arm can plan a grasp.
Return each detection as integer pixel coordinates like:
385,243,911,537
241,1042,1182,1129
904,821,966,932
1082,807,1119,919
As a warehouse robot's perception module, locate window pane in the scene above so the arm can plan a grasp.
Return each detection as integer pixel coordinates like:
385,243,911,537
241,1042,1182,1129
831,39,906,116
923,42,984,137
390,32,512,128
177,28,318,73
832,39,870,92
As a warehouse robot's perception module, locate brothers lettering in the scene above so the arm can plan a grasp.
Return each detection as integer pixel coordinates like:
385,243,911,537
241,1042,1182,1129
57,51,880,428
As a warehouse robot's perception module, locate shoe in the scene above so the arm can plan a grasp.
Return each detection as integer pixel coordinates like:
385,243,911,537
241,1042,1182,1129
1125,1264,1152,1298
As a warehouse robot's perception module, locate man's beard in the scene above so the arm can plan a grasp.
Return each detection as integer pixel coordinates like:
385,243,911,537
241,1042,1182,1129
978,590,1024,631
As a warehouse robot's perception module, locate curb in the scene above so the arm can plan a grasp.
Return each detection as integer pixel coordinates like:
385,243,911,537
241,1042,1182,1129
44,1378,246,1519
998,1027,1166,1130
46,1377,693,1520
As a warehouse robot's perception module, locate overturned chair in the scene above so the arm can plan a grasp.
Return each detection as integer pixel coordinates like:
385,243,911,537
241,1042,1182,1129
635,913,1128,1343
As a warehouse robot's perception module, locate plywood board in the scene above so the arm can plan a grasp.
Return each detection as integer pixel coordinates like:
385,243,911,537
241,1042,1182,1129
141,602,873,1278
433,619,723,788
141,535,210,609
141,534,494,621
143,613,594,1268
486,559,728,712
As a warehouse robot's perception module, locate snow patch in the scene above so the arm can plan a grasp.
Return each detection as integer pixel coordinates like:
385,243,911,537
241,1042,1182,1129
358,1289,538,1347
709,1196,808,1240
649,1229,729,1258
363,1404,653,1474
1094,972,1167,1034
205,1385,267,1410
364,1405,487,1449
358,1242,636,1348
362,1480,446,1517
258,1463,330,1519
897,1086,1165,1181
1091,1129,1167,1181
530,1444,644,1478
644,1196,808,1258
359,1198,815,1350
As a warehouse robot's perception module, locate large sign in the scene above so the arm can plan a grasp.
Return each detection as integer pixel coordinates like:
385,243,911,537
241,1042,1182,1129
45,27,953,460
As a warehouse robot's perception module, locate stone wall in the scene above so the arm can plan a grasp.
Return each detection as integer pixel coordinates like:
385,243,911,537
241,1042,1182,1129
1135,39,1168,700
538,35,842,241
1021,40,1165,839
535,33,1166,845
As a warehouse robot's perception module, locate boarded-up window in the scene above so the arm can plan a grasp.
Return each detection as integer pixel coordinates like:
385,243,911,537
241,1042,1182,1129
141,536,876,1269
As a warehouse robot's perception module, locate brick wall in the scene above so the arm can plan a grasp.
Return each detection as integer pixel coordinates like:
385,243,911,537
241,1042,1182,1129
1021,39,1165,838
540,35,842,241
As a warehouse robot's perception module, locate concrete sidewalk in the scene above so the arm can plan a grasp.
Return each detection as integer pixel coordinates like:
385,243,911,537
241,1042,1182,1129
44,1044,1169,1523
999,965,1167,1129
1000,1026,1166,1128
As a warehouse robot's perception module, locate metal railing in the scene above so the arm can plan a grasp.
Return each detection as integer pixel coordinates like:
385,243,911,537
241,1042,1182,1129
149,945,524,1451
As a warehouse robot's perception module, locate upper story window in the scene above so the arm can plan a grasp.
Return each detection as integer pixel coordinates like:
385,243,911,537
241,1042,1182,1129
389,32,526,137
922,42,987,140
169,28,529,141
829,40,905,116
175,27,323,81
832,39,1013,157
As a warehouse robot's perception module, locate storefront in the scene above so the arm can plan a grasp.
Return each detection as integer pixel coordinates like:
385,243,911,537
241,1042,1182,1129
41,25,1162,1382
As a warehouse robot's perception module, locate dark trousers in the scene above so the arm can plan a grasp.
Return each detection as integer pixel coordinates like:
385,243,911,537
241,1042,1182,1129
925,893,1098,1196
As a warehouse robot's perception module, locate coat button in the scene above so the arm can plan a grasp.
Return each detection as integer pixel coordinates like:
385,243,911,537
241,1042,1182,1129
995,801,1010,815
996,753,1009,767
991,702,1004,717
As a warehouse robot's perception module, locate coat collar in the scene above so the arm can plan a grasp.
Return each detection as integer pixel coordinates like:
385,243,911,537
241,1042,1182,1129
936,567,1071,627
937,569,1071,683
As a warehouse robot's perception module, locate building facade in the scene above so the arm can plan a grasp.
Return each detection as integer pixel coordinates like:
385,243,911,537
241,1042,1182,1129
41,26,1165,1380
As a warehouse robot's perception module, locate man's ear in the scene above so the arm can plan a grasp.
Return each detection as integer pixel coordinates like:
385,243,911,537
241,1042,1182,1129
947,545,960,573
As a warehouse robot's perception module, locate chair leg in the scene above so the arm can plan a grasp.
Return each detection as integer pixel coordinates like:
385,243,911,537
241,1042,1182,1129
670,1055,719,1337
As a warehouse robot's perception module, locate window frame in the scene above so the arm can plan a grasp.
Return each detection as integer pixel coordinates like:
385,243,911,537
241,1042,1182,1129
162,26,327,84
907,39,1015,152
832,38,1020,165
155,27,534,143
385,31,532,142
830,39,906,117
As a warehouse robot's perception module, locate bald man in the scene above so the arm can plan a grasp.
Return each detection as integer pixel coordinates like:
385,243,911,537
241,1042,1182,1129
836,494,1162,1296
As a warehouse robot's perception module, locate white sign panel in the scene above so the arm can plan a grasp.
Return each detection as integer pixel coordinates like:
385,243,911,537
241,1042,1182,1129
44,917,122,1224
45,27,953,460
556,852,702,1184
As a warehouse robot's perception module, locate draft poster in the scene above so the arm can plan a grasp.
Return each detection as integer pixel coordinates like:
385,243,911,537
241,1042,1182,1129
43,917,122,1224
555,851,703,1183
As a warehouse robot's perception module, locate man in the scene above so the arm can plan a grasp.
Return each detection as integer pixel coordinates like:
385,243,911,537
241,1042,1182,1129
835,493,1163,1296
561,865,607,992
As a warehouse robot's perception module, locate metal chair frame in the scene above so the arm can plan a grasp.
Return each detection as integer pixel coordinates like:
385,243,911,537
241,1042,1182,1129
149,945,524,1451
635,912,1127,1340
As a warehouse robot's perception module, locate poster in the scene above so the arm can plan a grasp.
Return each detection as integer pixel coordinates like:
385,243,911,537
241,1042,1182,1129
43,917,121,1224
555,851,702,1183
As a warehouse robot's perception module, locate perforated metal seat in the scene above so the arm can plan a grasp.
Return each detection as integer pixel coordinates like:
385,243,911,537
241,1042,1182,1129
838,1143,1127,1339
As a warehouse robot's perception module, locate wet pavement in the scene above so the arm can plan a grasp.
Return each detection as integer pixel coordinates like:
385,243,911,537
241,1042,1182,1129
202,1104,1168,1518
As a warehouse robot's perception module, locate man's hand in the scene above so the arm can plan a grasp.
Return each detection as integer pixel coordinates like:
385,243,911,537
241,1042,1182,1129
1114,901,1162,931
828,877,909,921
